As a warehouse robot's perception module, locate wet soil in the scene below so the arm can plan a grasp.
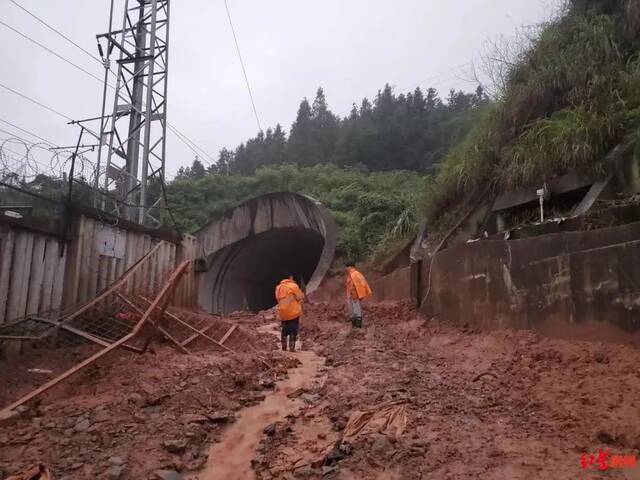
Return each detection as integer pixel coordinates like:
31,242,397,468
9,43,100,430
192,324,326,480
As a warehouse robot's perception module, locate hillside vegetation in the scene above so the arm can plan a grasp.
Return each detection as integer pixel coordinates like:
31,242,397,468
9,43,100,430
167,164,423,261
425,0,640,227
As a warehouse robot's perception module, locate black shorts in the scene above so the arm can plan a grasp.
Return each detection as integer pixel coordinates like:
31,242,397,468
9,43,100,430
281,318,299,337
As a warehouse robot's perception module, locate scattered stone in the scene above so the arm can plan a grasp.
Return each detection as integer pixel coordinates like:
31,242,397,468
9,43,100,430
206,411,234,424
293,465,315,478
74,418,91,433
127,393,145,406
181,414,209,424
69,463,83,471
263,423,277,436
597,431,615,445
146,393,170,407
107,465,125,480
162,439,188,453
332,418,347,432
325,446,345,465
109,456,126,466
322,465,338,476
0,410,20,427
301,393,321,404
251,454,265,468
190,377,200,385
370,435,395,460
154,469,183,480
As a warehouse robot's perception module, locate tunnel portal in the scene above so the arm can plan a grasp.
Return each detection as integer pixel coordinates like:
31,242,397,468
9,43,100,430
196,193,336,314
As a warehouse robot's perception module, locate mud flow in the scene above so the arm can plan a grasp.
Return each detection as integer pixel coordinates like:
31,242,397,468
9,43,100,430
193,324,326,480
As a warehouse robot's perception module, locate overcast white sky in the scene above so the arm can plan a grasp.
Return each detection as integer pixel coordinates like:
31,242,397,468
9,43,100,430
0,0,563,178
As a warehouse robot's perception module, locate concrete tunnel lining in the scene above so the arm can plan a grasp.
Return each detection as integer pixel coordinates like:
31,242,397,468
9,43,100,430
205,227,324,313
196,192,337,314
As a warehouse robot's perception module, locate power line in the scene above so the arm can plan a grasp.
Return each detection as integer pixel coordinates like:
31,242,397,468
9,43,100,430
7,0,100,63
167,124,215,165
223,0,262,133
2,12,215,172
0,19,106,85
0,119,57,146
0,82,72,122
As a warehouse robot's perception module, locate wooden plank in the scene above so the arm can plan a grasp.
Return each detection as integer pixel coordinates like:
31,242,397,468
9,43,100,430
219,324,238,345
0,228,15,324
39,239,58,313
0,260,191,415
26,237,46,316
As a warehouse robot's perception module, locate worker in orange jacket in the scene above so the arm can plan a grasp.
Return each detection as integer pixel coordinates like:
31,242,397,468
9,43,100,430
345,261,372,328
275,273,305,351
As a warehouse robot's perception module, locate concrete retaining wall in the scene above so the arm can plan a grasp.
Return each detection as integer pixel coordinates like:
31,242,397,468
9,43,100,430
371,266,413,302
374,221,640,339
425,221,640,334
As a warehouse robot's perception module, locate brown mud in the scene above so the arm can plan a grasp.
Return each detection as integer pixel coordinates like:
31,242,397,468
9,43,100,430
2,301,640,479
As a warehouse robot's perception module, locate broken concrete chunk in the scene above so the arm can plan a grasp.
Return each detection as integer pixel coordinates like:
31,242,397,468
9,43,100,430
162,439,188,453
154,469,183,480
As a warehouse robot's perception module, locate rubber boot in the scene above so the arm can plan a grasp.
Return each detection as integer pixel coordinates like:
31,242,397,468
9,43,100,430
281,335,288,351
357,316,363,328
289,334,297,352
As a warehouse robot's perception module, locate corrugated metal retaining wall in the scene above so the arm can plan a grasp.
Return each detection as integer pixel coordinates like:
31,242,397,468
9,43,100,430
0,214,198,325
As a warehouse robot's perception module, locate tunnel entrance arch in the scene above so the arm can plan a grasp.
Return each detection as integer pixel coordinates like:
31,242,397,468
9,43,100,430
196,193,336,314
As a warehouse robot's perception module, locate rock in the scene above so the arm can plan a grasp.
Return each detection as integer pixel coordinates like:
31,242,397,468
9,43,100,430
325,447,345,465
185,456,207,471
301,393,321,404
260,379,276,390
338,442,352,456
74,418,91,433
107,465,125,480
332,418,347,432
370,435,394,460
190,377,200,385
322,466,338,476
0,410,20,427
206,411,234,424
146,393,170,406
154,470,183,480
162,439,188,453
127,393,145,406
69,463,83,471
597,431,615,444
293,465,315,478
181,414,209,424
263,423,277,436
109,456,126,466
251,454,265,468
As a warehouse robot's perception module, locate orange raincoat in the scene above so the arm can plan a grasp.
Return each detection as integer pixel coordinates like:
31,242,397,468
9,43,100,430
275,278,305,321
346,267,372,300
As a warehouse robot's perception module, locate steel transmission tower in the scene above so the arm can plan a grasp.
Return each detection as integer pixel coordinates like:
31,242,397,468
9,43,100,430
93,0,171,224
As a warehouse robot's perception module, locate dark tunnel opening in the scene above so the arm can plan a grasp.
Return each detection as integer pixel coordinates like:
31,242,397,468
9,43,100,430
205,227,325,313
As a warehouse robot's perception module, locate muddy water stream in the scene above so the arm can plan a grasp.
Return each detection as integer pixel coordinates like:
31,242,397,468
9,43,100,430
194,324,326,480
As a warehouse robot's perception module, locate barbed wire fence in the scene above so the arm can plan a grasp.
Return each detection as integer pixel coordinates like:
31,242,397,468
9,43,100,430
0,133,177,233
